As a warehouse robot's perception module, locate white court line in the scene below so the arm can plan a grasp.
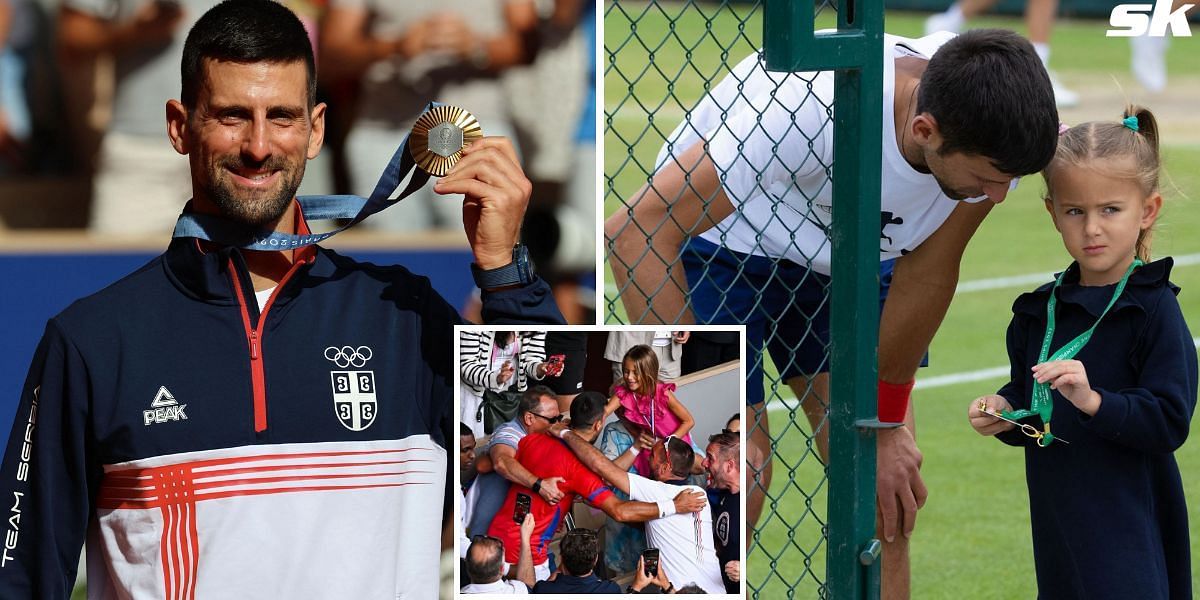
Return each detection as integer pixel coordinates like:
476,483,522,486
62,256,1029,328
766,336,1200,412
956,253,1200,293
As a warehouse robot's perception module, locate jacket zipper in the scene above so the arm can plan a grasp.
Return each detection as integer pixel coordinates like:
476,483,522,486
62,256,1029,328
228,257,310,433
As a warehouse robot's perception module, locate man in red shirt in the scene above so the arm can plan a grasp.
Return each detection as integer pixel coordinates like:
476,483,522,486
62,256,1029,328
487,393,706,581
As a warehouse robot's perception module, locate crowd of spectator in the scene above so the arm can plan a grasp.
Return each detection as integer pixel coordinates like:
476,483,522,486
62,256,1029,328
458,329,744,594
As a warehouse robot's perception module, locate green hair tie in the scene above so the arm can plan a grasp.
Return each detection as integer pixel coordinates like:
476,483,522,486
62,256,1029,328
1123,115,1140,132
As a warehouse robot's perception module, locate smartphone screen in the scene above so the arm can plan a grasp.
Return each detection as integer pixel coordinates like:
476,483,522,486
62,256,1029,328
547,354,565,376
514,493,532,524
642,547,660,577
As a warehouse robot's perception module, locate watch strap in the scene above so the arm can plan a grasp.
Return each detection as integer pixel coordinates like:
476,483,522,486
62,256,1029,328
472,245,534,289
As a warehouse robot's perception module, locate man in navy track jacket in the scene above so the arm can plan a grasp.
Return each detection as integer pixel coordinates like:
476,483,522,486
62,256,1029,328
0,1,564,598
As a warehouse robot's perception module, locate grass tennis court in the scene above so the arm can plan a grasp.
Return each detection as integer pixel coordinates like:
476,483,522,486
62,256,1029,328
605,4,1200,597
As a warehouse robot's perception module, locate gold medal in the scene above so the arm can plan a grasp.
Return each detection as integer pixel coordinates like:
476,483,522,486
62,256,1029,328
409,105,483,176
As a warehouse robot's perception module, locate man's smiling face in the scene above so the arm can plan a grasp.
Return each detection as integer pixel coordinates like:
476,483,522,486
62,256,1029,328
181,59,324,226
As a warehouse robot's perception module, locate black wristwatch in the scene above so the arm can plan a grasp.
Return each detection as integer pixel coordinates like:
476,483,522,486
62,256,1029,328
471,244,535,290
531,478,543,494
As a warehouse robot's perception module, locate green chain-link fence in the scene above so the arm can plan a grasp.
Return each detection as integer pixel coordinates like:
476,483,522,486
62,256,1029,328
604,0,884,597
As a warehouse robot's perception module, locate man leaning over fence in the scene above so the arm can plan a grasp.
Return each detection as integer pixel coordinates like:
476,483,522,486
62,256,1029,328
606,29,1058,598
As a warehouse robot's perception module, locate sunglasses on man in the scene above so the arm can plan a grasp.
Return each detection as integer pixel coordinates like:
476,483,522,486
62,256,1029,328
529,412,564,424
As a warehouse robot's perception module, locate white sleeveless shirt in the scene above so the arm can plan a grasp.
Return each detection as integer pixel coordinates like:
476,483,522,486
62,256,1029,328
656,32,992,275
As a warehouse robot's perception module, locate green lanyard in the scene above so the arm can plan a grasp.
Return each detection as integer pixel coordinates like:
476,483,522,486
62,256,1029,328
1001,258,1143,446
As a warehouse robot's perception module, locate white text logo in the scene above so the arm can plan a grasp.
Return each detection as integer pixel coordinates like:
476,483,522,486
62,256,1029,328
1108,1,1194,37
2,386,38,568
144,386,187,426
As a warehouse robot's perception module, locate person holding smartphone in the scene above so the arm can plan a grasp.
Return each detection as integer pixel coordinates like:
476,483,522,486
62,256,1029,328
460,331,557,438
462,514,537,594
543,331,587,412
628,554,674,593
642,548,660,578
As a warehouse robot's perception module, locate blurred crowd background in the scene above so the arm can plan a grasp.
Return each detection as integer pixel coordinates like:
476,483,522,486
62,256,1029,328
0,0,597,322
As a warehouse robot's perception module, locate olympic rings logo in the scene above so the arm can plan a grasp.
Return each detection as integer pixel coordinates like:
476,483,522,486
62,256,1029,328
324,346,373,368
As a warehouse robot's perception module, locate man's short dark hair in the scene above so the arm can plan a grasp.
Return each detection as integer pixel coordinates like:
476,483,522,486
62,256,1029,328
181,0,317,110
665,436,695,478
707,431,740,462
917,29,1057,176
559,529,600,576
520,385,556,416
675,583,707,593
465,537,505,584
570,391,607,430
460,422,474,437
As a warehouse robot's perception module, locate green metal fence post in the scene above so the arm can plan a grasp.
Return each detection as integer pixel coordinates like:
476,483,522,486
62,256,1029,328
763,0,884,598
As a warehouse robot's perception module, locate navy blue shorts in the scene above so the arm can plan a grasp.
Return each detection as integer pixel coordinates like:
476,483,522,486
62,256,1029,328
682,236,923,405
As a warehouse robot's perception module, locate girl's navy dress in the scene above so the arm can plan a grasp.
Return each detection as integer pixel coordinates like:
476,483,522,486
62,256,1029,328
995,258,1196,600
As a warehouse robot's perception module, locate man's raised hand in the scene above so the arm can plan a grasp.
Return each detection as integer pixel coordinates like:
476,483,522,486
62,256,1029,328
435,138,531,271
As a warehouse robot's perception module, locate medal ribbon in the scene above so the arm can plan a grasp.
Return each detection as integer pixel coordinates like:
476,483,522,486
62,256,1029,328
170,103,443,250
1001,258,1143,446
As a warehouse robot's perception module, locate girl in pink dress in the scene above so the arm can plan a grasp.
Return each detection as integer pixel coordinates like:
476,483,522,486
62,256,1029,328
605,344,701,476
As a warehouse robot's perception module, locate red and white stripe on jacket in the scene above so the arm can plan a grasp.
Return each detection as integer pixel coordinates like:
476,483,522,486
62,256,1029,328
86,437,444,600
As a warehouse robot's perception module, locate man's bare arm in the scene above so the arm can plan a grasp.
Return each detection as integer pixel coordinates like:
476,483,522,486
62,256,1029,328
491,445,564,503
490,445,538,487
604,139,735,324
594,490,706,523
560,430,630,494
874,199,992,542
514,513,536,588
598,495,657,523
880,200,992,382
611,448,637,471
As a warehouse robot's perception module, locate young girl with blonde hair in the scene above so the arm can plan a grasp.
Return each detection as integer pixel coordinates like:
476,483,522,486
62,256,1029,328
968,107,1196,599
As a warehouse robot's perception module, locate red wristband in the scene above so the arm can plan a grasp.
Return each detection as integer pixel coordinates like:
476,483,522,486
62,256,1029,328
878,379,914,423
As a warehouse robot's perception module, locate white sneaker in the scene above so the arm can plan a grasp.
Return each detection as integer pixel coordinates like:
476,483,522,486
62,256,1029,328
1047,70,1079,108
924,10,965,35
1131,35,1168,93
